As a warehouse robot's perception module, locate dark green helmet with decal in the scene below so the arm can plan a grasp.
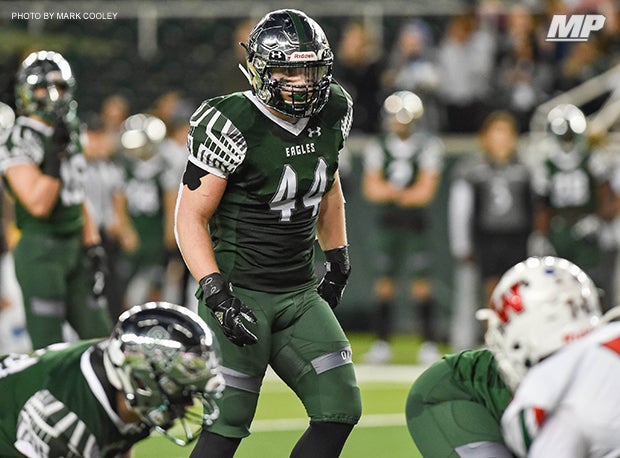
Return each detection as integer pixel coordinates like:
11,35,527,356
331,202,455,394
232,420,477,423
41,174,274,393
15,50,76,122
241,9,333,118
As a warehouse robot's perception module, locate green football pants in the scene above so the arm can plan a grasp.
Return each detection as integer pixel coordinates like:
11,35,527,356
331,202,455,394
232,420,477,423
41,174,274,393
406,360,513,457
198,285,362,438
13,232,113,349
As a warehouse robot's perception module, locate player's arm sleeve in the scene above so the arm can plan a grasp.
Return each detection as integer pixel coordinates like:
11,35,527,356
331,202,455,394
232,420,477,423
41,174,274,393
420,137,445,173
362,140,384,172
15,390,100,458
526,406,587,458
502,402,586,458
0,126,44,173
186,101,247,179
337,86,354,149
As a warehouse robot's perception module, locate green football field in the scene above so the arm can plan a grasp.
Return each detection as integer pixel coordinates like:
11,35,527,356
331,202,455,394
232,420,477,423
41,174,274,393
134,334,434,457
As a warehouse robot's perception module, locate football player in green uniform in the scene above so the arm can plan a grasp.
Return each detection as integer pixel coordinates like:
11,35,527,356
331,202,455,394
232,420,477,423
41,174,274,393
175,9,362,458
361,90,444,365
530,104,616,307
0,302,224,458
117,113,170,306
0,50,112,349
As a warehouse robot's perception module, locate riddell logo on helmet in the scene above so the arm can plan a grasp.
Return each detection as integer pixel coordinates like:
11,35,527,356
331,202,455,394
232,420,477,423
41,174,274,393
289,51,318,61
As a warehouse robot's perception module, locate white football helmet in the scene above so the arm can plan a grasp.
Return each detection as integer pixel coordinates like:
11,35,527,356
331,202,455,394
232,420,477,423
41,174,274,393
476,256,601,391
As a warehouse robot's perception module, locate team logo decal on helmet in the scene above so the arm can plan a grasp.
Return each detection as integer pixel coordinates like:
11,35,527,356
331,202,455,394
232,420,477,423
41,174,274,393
240,9,333,118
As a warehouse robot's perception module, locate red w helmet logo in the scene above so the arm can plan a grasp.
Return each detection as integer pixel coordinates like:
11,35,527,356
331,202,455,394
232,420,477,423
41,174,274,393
494,283,524,323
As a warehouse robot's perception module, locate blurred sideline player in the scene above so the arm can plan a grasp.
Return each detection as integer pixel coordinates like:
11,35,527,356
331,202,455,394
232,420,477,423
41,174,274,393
0,50,112,349
361,90,444,364
0,302,224,458
175,9,362,458
529,104,616,308
118,113,170,307
406,256,620,457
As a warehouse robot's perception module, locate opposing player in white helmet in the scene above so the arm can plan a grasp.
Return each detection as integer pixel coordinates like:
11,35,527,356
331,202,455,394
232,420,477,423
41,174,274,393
407,256,620,457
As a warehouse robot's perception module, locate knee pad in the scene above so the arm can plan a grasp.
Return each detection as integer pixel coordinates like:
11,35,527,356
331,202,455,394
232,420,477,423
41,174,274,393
296,363,362,424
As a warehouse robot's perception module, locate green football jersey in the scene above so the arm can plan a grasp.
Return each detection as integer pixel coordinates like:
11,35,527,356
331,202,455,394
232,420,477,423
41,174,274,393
443,348,512,422
534,148,608,223
122,153,168,267
187,83,353,292
363,131,444,229
0,116,86,235
0,341,149,458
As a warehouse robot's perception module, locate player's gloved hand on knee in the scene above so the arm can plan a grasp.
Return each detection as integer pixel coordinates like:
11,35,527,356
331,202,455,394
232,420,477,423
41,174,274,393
42,116,71,178
318,246,351,309
200,272,258,346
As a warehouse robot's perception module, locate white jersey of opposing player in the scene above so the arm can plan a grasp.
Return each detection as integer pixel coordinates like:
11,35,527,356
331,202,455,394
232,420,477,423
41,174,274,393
501,321,620,457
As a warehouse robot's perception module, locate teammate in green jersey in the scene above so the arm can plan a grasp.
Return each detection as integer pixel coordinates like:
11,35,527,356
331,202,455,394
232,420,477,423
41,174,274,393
175,9,362,458
529,104,616,308
0,51,112,349
0,302,224,458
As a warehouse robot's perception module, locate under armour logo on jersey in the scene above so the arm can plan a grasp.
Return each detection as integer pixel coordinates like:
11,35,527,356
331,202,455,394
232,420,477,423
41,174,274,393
269,50,285,61
307,126,322,138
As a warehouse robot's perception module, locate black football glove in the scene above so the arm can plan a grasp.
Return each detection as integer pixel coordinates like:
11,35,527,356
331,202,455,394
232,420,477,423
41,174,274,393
317,246,351,309
84,244,108,300
42,116,71,178
200,273,258,347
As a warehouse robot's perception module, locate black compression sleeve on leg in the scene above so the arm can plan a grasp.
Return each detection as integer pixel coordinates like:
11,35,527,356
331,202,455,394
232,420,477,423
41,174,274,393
189,430,241,458
376,300,393,341
290,421,354,458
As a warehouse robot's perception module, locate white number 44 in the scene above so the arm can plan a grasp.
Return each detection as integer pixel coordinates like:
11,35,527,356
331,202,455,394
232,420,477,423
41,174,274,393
270,158,328,222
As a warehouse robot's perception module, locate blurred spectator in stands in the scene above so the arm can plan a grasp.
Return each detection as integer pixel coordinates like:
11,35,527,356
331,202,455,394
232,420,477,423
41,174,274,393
149,90,181,128
493,4,554,132
448,111,533,349
334,19,384,136
382,20,441,132
529,103,617,310
555,38,611,115
361,91,444,365
157,100,196,309
84,112,137,320
436,12,496,133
